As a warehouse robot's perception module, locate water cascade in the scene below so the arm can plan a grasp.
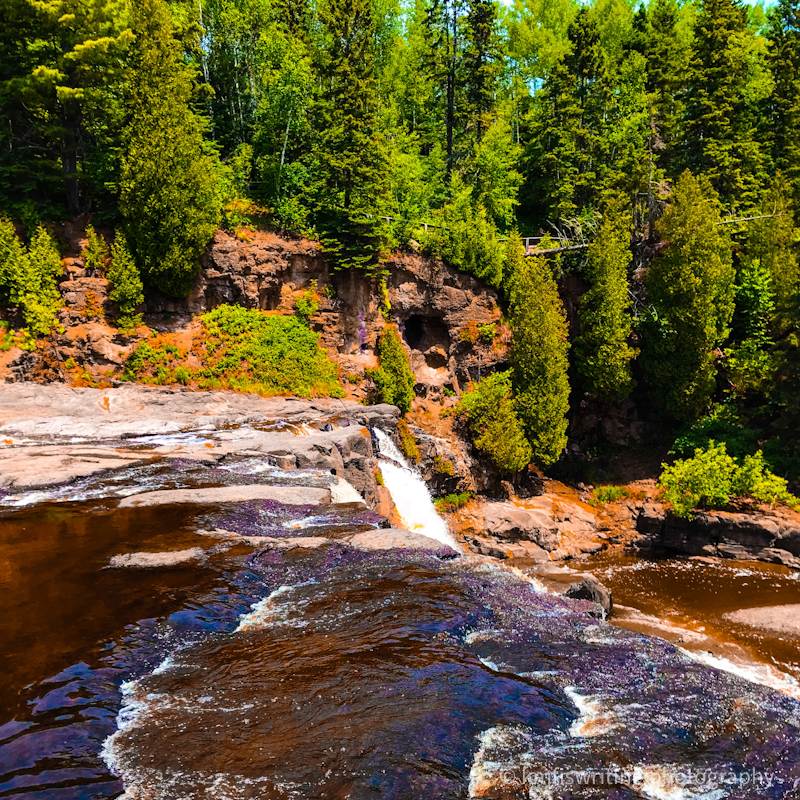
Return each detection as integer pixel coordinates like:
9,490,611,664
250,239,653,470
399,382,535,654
374,428,459,550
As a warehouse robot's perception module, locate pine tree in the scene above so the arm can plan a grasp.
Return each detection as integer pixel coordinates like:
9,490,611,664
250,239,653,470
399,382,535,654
507,235,570,466
643,170,736,420
684,0,772,209
368,325,416,413
744,175,798,323
108,233,144,333
311,0,389,273
643,0,691,174
765,0,800,216
119,0,222,297
0,0,132,214
463,0,503,143
82,225,109,275
456,371,532,473
576,203,637,400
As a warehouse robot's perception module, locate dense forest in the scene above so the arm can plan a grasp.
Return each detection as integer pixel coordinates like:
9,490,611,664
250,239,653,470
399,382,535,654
1,0,800,493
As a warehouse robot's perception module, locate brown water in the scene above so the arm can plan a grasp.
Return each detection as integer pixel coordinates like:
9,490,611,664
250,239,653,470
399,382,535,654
0,501,228,721
577,551,800,684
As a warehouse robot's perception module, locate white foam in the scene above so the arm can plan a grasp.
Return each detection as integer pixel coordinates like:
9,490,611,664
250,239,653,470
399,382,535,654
329,476,365,505
374,429,459,550
564,687,617,737
678,647,800,700
235,580,317,632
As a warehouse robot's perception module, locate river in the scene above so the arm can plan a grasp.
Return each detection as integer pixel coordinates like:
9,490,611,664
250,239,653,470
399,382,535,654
2,419,800,799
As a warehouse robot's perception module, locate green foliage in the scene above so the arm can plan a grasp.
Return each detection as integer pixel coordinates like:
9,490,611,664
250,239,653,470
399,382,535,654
591,485,630,505
671,403,760,460
683,0,772,209
455,370,532,473
398,418,421,462
433,455,455,475
659,441,797,518
507,237,570,467
295,280,320,323
367,325,416,414
575,203,637,400
0,222,64,339
310,0,389,273
477,323,496,343
424,177,505,287
643,171,736,421
434,491,473,513
119,0,222,297
82,226,109,275
197,306,343,397
107,233,144,333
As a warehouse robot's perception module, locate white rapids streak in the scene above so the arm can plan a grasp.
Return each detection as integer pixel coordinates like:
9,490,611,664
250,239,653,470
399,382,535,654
374,428,459,550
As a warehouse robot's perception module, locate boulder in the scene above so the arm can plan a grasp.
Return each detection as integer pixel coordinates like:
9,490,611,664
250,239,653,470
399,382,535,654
564,574,613,618
480,502,561,551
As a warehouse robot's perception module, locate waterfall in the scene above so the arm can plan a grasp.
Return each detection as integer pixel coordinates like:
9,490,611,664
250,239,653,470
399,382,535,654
374,429,459,551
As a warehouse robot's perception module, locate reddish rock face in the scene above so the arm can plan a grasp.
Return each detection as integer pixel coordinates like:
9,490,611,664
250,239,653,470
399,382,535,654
142,230,507,399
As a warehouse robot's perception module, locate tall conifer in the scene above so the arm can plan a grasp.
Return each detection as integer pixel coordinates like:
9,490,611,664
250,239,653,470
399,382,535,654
119,0,221,297
507,235,571,466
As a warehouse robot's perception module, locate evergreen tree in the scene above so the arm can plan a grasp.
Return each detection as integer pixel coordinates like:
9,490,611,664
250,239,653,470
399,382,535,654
463,0,503,143
368,325,416,413
643,170,736,420
575,203,637,400
107,232,144,333
456,371,532,472
119,0,222,297
684,0,772,209
642,0,691,174
311,0,389,273
744,175,798,322
0,0,132,215
507,235,570,466
82,225,109,275
765,0,800,213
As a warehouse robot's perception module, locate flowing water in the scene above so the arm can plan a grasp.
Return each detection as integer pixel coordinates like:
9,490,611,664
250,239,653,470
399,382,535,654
3,431,800,799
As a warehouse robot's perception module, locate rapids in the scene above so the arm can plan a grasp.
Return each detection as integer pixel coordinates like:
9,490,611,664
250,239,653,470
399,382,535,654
2,421,800,799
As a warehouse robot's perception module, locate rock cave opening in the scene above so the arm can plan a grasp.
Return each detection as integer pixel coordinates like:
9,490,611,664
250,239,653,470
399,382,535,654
403,315,449,354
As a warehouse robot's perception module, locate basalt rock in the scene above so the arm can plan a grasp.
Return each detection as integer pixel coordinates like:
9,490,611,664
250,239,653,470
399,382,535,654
635,503,800,569
564,574,613,617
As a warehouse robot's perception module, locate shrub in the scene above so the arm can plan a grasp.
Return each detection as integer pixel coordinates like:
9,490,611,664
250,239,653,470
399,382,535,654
198,305,343,398
455,371,532,473
478,323,496,343
670,404,760,461
433,455,455,475
367,325,416,414
82,225,109,275
460,322,479,343
83,290,103,319
658,441,797,518
591,486,630,506
107,233,144,333
434,491,473,513
174,365,191,385
6,225,64,338
295,280,320,323
398,419,420,462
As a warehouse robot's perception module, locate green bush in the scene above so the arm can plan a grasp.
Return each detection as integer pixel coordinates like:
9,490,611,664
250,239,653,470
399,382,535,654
107,233,144,333
591,486,630,506
82,225,109,275
0,221,64,339
295,280,320,323
398,418,420,462
658,441,797,518
367,325,416,414
478,323,496,343
434,491,473,513
455,371,532,473
670,404,760,461
198,305,343,398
